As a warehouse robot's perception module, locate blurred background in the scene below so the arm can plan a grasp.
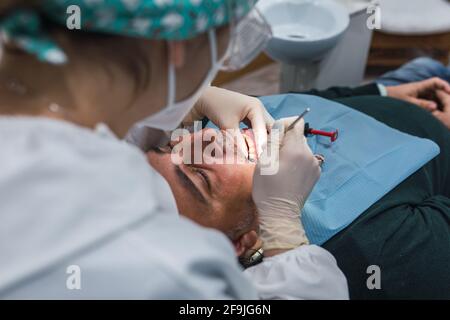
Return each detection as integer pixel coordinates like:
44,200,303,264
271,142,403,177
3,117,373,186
213,0,450,96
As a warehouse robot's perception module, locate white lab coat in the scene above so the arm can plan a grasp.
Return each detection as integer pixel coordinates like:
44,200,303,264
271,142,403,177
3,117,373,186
244,246,349,299
0,116,348,299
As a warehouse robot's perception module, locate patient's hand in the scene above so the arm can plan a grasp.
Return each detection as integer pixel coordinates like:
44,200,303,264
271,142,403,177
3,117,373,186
386,77,450,112
432,90,450,129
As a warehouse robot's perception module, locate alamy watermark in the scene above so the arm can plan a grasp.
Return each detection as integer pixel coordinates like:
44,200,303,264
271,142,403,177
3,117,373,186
366,265,381,290
66,5,81,30
66,3,382,31
66,265,81,290
168,122,281,176
367,0,381,30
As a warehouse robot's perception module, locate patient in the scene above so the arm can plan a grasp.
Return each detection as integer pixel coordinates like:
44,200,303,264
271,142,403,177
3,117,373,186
148,71,450,299
148,128,260,258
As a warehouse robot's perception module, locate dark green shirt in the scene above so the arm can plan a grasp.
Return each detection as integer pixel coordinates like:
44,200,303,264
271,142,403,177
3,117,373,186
299,84,450,299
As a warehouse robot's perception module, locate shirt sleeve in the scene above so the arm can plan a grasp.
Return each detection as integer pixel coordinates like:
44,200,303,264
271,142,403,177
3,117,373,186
376,83,389,96
244,245,349,300
296,83,382,100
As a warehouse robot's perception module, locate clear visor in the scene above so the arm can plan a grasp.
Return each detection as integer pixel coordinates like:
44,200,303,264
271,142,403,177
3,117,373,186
220,7,272,72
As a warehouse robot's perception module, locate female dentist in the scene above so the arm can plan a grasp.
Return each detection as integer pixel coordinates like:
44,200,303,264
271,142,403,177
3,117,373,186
0,0,347,299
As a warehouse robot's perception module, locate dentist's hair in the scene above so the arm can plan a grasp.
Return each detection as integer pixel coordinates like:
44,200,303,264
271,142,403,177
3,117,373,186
0,0,23,11
0,0,153,108
0,0,40,14
0,1,218,135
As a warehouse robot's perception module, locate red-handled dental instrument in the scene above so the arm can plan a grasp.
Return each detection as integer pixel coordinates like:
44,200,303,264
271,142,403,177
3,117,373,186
304,123,339,142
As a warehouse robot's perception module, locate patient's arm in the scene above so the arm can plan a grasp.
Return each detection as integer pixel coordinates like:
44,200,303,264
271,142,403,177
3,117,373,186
293,78,450,130
386,77,450,112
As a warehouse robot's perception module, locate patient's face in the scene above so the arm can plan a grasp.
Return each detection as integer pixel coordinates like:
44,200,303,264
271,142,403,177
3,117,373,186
147,129,258,240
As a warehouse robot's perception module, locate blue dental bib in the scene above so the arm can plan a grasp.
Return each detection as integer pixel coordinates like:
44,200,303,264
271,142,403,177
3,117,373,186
259,94,440,245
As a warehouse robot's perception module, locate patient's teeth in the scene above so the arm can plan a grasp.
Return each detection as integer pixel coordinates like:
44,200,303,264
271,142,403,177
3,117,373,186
242,129,257,162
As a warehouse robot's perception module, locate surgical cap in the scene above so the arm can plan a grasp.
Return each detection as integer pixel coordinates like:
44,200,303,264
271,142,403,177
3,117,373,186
0,0,258,64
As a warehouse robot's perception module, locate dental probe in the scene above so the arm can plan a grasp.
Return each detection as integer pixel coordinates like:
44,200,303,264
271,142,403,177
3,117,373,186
285,108,339,142
286,108,311,132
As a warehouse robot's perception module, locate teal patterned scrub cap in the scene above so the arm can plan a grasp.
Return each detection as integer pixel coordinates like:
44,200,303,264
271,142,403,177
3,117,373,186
0,0,258,64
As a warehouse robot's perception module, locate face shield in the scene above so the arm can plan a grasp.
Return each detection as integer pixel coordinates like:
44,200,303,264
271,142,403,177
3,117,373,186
220,7,272,72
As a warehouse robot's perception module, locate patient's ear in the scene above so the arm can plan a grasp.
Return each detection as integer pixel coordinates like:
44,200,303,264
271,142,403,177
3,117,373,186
233,230,259,257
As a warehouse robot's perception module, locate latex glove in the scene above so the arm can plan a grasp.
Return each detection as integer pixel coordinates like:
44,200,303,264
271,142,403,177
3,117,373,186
386,77,450,111
252,117,321,251
184,86,274,157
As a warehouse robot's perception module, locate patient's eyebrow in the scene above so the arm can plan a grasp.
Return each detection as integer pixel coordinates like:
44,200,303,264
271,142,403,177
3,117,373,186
175,166,209,206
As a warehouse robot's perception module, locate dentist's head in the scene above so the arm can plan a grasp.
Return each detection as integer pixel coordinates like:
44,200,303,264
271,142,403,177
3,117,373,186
0,0,269,137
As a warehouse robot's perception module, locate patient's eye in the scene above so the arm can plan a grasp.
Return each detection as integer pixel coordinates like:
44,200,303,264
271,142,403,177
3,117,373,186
191,167,212,192
152,145,172,154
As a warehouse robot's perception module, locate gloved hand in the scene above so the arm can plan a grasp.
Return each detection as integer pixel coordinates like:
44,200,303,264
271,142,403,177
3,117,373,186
252,117,321,251
184,86,274,157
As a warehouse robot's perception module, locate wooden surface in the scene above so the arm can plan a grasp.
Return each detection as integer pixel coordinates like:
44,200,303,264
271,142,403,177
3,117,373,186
367,31,450,69
213,53,273,86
